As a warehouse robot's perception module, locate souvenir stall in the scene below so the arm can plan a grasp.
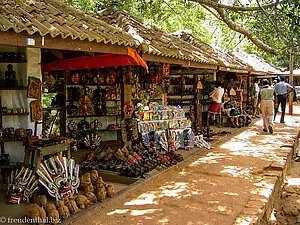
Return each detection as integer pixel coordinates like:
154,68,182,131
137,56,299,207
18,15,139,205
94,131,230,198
0,46,116,223
80,62,196,179
216,70,253,128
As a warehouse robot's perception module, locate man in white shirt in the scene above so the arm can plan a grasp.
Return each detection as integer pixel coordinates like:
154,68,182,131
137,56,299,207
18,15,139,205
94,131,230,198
274,76,294,123
251,78,260,118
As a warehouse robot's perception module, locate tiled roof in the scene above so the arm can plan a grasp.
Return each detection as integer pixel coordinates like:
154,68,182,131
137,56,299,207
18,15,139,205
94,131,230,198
174,31,252,71
97,4,220,65
0,0,138,48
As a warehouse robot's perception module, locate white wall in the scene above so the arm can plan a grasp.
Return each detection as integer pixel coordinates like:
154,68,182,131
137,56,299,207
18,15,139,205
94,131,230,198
0,47,42,162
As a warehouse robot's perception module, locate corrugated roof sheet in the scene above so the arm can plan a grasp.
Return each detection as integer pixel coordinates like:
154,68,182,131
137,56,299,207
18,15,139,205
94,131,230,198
174,31,252,71
0,0,138,48
97,4,220,65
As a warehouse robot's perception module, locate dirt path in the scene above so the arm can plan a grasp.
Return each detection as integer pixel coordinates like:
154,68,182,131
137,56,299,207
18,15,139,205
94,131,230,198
70,114,300,225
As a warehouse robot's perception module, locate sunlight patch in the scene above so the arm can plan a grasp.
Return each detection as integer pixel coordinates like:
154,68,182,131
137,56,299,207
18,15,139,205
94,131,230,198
107,209,129,215
158,182,189,198
190,153,226,165
124,193,158,206
158,218,169,224
179,170,187,175
130,208,160,216
220,166,252,179
224,192,239,196
285,178,300,186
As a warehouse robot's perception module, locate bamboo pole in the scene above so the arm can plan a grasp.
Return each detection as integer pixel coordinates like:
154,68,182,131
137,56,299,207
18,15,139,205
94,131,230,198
289,52,293,115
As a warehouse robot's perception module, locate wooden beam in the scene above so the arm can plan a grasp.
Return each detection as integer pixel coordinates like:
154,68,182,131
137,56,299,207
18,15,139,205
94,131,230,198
0,30,129,55
170,68,215,75
289,52,294,115
86,52,95,57
250,71,268,76
50,49,64,60
182,61,218,70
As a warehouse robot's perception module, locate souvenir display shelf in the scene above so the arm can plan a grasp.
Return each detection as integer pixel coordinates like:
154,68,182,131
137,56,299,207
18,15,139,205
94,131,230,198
135,103,194,151
0,50,29,159
63,69,123,148
167,74,196,108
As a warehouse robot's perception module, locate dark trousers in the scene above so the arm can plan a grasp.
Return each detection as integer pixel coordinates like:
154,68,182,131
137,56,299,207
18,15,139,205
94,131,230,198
274,94,287,123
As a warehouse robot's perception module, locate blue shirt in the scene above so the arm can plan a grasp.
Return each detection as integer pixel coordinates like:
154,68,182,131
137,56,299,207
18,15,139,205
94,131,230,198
274,81,293,95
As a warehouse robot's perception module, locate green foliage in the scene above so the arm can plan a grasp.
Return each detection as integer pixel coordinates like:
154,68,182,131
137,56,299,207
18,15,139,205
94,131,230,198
61,0,300,68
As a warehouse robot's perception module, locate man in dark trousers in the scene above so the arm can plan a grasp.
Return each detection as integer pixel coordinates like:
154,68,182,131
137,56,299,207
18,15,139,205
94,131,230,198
274,76,294,123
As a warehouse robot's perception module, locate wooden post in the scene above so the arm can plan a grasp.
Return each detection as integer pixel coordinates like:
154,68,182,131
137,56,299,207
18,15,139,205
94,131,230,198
289,52,294,115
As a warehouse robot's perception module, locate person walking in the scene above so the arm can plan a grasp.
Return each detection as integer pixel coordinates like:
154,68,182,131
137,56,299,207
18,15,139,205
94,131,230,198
258,79,275,134
274,76,294,123
251,78,260,118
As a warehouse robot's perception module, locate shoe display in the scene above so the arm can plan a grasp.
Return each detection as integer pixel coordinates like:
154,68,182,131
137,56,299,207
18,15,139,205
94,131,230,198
268,125,273,134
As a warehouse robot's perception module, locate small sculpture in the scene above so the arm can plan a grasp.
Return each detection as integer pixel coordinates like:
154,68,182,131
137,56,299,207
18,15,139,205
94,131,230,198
5,64,17,87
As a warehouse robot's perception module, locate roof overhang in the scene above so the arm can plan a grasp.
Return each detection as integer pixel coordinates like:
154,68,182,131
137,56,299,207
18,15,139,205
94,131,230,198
250,71,269,76
0,30,129,55
141,53,217,70
219,66,250,74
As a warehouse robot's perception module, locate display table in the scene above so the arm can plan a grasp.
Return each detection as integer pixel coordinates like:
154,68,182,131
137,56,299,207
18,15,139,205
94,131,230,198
24,141,71,168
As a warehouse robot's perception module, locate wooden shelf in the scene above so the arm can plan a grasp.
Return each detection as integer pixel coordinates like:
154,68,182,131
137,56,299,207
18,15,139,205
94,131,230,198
42,107,65,111
0,87,27,90
0,113,29,116
0,138,25,143
71,128,121,133
66,84,118,87
67,114,121,118
0,60,27,64
43,92,65,94
132,98,162,101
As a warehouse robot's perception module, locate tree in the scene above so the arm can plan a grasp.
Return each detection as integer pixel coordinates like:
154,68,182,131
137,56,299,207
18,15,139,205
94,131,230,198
62,0,300,68
190,0,300,67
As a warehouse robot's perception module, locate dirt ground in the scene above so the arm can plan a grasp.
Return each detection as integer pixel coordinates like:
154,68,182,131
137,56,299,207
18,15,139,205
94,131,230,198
0,105,299,225
69,112,300,225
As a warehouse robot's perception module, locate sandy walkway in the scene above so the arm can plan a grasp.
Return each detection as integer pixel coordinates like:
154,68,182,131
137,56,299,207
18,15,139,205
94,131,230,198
70,113,300,225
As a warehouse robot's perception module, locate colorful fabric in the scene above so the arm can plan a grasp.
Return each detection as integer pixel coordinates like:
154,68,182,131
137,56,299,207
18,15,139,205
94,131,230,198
208,101,222,113
42,47,148,72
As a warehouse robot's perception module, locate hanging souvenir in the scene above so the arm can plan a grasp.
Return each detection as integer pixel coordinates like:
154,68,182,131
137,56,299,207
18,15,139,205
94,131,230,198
163,63,170,77
124,69,134,85
79,95,93,115
94,72,105,85
43,73,56,92
123,102,134,115
71,73,81,84
230,88,236,96
27,77,41,99
30,100,42,121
